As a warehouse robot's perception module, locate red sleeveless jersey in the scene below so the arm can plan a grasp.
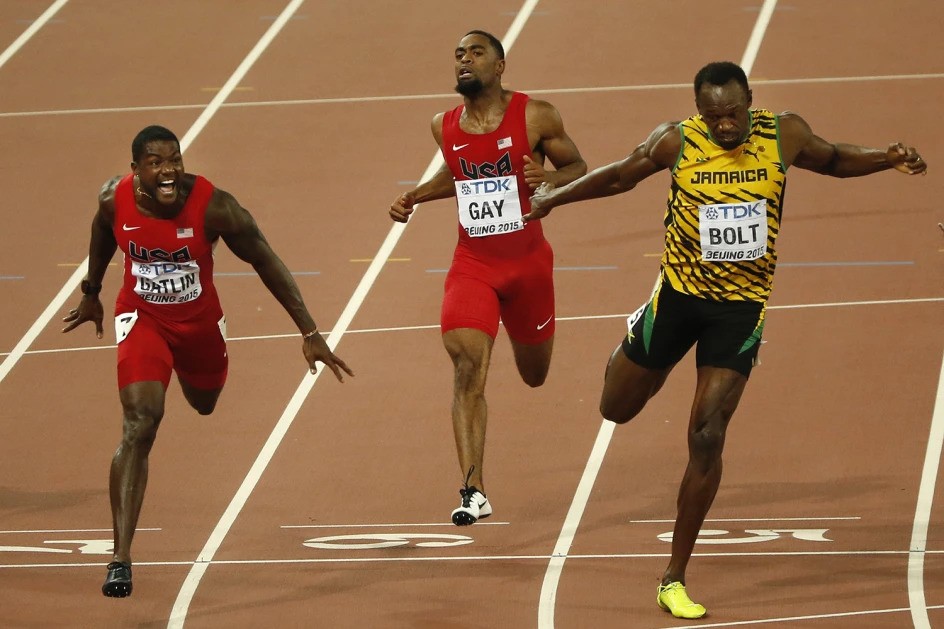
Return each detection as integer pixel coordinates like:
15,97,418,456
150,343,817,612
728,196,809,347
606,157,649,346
112,173,220,320
441,91,546,258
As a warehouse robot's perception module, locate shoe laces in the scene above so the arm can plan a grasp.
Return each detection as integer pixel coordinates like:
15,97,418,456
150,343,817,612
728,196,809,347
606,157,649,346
458,466,479,507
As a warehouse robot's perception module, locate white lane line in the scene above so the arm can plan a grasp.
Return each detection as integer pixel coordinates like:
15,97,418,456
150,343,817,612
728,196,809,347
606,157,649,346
6,547,943,571
0,0,69,71
4,295,941,358
167,2,539,626
281,522,510,528
739,0,777,76
536,2,779,626
909,351,944,629
161,2,315,625
631,517,860,523
3,73,942,119
660,605,944,629
538,421,615,628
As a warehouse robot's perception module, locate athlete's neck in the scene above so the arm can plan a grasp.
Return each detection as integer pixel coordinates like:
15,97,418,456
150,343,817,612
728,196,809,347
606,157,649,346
462,88,512,131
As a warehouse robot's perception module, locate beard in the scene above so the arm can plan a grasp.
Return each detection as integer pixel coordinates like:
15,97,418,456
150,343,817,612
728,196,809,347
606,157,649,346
455,77,485,97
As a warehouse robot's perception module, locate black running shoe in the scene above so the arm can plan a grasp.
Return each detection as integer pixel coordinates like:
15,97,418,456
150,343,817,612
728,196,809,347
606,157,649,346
102,561,132,598
451,485,492,526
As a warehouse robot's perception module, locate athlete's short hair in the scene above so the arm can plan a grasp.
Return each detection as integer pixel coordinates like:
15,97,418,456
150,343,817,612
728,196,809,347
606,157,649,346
465,30,505,59
693,61,750,95
132,125,180,162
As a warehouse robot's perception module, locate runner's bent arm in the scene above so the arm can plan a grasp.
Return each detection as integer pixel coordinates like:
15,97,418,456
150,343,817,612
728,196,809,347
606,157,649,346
389,113,457,223
781,113,927,177
206,189,353,380
62,177,120,336
525,121,679,221
525,99,587,189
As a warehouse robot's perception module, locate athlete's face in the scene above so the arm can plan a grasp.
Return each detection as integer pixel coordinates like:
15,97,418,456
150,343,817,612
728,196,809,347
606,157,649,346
696,80,753,150
131,140,184,206
454,34,504,96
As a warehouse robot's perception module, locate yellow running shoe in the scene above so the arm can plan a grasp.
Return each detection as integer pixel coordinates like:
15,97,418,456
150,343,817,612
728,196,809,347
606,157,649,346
657,581,707,619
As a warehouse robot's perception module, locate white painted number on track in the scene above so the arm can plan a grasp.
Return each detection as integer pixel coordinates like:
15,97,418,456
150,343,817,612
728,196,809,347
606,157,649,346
303,533,473,550
657,528,832,544
0,539,113,554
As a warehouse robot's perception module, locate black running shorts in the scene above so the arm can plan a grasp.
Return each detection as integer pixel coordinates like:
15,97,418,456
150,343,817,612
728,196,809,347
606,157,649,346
620,281,765,378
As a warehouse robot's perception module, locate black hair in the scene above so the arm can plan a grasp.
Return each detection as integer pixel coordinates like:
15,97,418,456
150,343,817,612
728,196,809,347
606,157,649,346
464,30,505,59
693,61,750,95
131,125,180,162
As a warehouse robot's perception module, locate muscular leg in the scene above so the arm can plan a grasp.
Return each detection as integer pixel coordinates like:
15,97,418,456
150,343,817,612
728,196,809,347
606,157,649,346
111,380,166,566
443,328,494,492
662,366,747,585
599,342,673,424
509,336,554,388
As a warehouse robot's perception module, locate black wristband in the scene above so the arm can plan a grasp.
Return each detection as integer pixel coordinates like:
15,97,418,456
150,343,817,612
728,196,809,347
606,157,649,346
81,279,102,296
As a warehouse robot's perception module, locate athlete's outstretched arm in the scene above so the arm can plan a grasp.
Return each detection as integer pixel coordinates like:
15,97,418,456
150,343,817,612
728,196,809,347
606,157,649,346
524,121,679,222
207,190,353,381
781,113,927,177
62,177,120,337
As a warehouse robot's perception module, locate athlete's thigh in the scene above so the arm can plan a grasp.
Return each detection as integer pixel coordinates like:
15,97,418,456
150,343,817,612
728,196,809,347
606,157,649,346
115,308,174,389
499,240,555,345
170,309,228,391
622,281,698,370
600,340,675,422
694,299,765,378
442,252,501,339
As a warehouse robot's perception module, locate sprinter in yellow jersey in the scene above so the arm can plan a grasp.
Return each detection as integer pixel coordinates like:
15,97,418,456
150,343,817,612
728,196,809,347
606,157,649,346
525,61,926,619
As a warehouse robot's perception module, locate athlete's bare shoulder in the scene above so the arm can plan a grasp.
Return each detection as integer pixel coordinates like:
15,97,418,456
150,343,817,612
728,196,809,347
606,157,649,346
776,111,814,139
431,111,446,147
646,121,683,167
96,175,123,223
206,184,239,217
775,111,815,163
98,176,122,204
524,97,563,127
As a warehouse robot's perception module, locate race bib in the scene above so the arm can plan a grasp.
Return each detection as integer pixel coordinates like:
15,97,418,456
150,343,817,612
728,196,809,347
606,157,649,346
699,200,768,262
132,261,203,305
455,176,523,238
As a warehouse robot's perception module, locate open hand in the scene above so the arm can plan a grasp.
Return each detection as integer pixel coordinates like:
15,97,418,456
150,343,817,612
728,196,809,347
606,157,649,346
303,332,354,382
62,296,104,338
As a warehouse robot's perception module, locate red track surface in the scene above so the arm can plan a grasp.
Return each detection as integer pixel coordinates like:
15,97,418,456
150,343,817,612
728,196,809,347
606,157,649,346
1,1,942,627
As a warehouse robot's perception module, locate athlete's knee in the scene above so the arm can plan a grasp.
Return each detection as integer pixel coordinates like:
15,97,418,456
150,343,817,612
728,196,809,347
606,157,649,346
188,394,218,416
451,352,486,395
520,364,549,388
688,417,726,466
599,395,644,424
120,405,163,449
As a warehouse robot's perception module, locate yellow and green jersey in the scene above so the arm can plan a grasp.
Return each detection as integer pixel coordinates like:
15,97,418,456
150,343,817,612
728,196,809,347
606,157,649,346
662,108,786,302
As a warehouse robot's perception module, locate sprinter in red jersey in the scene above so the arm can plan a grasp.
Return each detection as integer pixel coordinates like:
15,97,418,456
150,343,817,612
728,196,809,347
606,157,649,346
389,31,586,525
63,125,353,598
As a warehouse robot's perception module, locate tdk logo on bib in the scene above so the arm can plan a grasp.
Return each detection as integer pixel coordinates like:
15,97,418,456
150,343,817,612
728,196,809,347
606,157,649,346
461,179,513,195
704,202,764,221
